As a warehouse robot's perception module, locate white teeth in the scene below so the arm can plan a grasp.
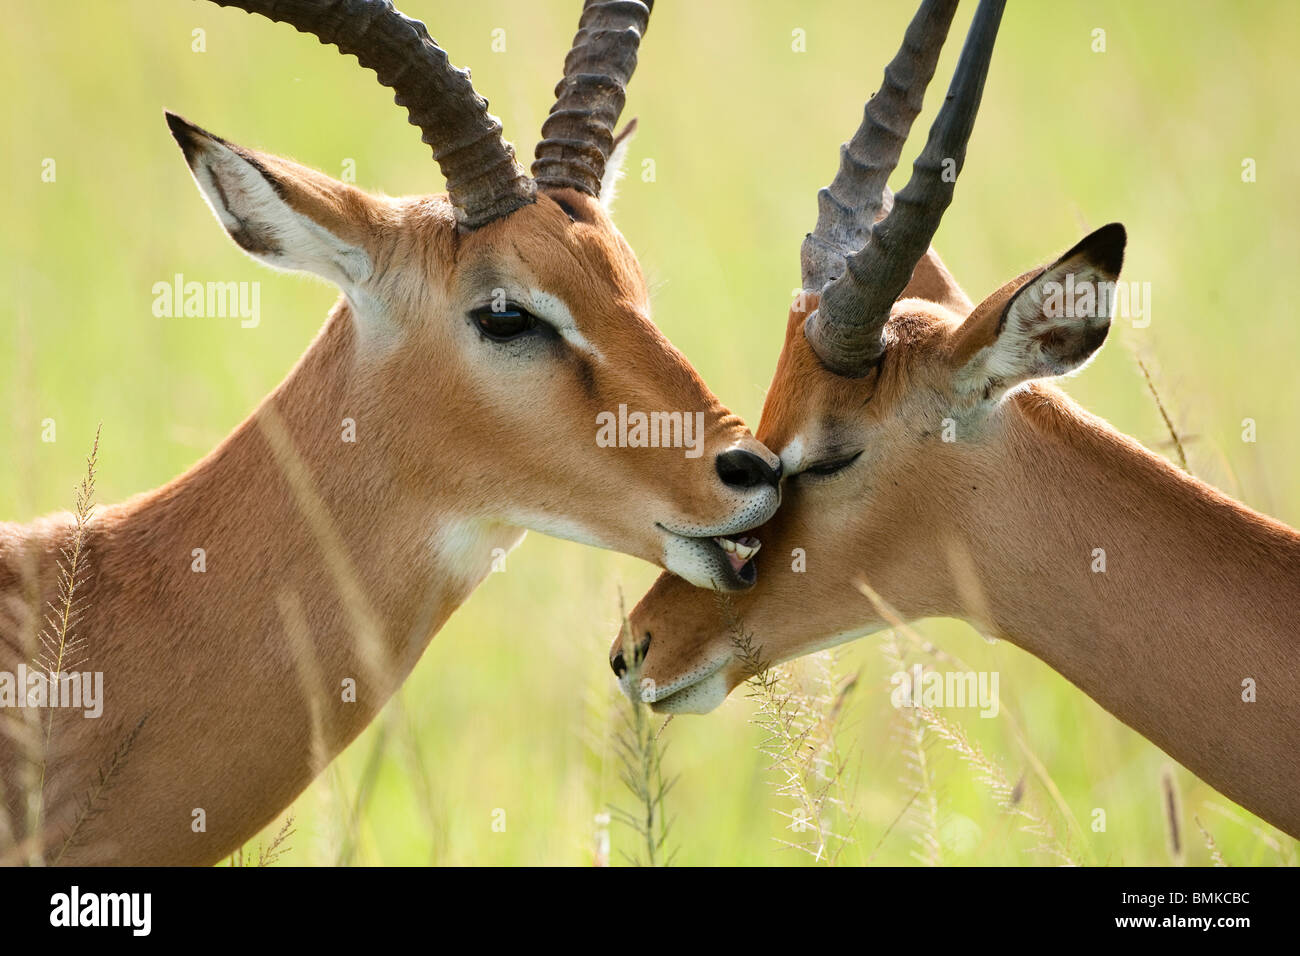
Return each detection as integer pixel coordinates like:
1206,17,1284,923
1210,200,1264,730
713,536,761,560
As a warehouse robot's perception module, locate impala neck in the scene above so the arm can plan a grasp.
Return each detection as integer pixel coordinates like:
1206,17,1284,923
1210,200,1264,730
22,299,520,865
934,385,1300,836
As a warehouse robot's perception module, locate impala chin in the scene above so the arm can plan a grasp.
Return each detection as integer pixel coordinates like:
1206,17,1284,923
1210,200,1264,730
660,527,764,591
620,656,732,715
649,669,731,714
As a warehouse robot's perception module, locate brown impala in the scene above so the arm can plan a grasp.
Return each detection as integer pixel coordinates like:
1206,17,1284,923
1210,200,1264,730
0,0,781,865
615,0,1300,840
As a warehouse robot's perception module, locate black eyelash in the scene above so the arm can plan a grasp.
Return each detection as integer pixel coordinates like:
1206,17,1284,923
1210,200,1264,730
802,451,862,476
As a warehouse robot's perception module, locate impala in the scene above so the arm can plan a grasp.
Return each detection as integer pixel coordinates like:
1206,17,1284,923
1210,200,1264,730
615,0,1300,840
0,0,781,865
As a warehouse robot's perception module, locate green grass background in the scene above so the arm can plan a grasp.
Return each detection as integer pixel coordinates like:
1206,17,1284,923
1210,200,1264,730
3,0,1298,865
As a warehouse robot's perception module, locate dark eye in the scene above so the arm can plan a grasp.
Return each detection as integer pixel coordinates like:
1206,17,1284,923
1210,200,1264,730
802,451,862,477
470,305,539,342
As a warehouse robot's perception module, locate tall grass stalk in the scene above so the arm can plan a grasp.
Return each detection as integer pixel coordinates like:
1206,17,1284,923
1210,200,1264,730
880,628,941,866
392,694,443,864
724,596,858,864
1202,800,1296,866
1132,353,1190,473
608,596,676,866
335,713,392,866
229,812,296,867
27,426,100,862
52,712,148,865
1162,766,1185,865
915,705,1078,865
1194,815,1230,867
857,574,1081,868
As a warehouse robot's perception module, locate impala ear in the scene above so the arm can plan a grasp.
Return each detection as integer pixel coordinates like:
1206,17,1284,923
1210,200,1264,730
956,223,1126,400
165,111,374,290
599,118,638,213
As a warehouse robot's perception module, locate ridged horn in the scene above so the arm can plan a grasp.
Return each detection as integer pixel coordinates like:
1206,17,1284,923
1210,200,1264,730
533,0,653,196
806,0,1005,376
208,0,535,229
801,0,959,293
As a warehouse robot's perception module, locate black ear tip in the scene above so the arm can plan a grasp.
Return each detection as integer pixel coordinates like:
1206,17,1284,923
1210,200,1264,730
164,109,193,138
1058,221,1126,276
163,111,229,166
1088,221,1127,274
164,110,202,161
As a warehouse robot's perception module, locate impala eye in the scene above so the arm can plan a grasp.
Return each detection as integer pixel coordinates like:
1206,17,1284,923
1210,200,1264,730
802,451,862,477
470,305,539,342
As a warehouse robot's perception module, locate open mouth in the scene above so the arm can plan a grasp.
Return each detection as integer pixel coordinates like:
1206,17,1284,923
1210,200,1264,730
714,533,761,576
696,531,761,588
657,525,762,590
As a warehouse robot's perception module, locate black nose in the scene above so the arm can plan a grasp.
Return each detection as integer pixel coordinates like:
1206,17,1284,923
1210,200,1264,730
715,448,782,491
611,631,652,678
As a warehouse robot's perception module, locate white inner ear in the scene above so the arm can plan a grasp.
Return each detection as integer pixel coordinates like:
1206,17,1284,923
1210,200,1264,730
187,138,371,290
959,259,1115,400
599,131,634,214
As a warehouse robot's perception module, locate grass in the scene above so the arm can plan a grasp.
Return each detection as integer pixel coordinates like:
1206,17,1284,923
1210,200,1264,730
730,599,860,863
608,597,677,866
3,0,1300,865
34,425,99,841
228,812,296,868
52,713,149,866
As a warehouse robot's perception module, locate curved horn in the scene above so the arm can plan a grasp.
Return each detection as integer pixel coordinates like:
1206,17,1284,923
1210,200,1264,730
533,0,653,196
208,0,535,230
801,0,959,292
807,0,1005,376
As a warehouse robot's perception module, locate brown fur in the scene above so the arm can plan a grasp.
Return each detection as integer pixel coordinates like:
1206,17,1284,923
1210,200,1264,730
624,248,1300,839
0,149,773,864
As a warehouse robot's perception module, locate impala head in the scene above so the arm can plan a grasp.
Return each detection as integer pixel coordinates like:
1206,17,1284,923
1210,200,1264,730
171,0,779,590
611,0,1128,708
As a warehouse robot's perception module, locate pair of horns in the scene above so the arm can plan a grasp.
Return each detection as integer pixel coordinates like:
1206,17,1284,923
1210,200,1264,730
210,0,651,230
802,0,1005,377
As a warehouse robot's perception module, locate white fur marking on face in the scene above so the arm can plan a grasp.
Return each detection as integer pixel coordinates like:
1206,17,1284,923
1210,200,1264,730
529,289,602,359
780,435,807,474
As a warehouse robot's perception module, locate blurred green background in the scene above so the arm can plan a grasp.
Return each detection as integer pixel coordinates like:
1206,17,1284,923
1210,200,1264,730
3,0,1298,865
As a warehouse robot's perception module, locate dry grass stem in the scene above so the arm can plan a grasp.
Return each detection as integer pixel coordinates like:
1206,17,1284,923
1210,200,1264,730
722,595,858,864
53,712,148,865
229,811,297,867
33,426,101,839
608,594,676,866
1134,354,1190,473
